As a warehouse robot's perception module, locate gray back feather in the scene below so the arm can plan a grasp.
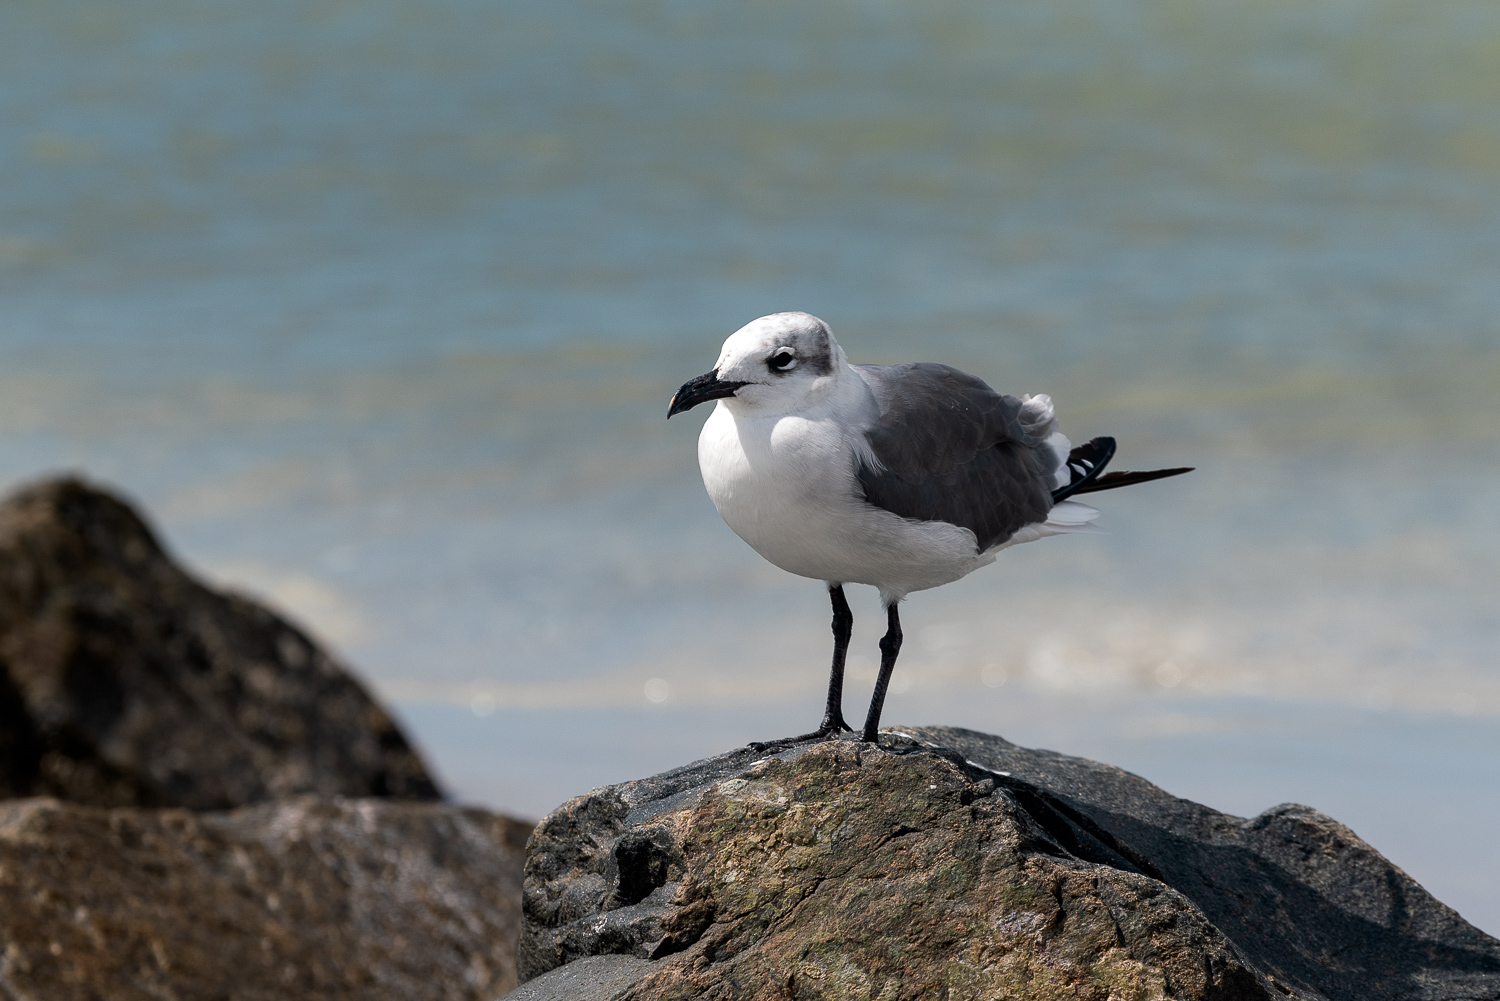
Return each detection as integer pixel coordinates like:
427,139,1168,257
853,363,1055,552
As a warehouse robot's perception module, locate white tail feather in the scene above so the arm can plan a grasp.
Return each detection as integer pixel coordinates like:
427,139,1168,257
988,501,1104,553
1045,500,1101,527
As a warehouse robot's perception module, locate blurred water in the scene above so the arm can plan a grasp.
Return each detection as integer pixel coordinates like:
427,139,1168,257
2,0,1498,931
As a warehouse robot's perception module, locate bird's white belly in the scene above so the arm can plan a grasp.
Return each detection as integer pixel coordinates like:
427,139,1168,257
697,403,992,598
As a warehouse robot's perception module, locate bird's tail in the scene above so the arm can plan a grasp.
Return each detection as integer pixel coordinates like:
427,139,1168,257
1051,437,1192,503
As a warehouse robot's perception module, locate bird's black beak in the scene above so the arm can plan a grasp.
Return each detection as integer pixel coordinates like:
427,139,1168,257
667,371,748,418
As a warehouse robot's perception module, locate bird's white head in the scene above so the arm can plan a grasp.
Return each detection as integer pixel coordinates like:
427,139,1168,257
667,312,846,419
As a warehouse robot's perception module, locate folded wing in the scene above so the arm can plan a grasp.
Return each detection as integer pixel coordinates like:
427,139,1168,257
852,364,1055,552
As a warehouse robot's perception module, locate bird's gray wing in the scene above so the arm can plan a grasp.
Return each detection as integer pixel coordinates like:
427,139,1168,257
852,363,1055,552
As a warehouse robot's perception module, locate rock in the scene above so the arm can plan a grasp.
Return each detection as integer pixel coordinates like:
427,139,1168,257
506,956,653,1001
0,477,440,808
0,795,530,1000
514,727,1500,1001
0,477,535,1000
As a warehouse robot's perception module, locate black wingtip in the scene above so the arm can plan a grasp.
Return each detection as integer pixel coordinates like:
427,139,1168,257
1067,466,1194,496
1050,436,1117,503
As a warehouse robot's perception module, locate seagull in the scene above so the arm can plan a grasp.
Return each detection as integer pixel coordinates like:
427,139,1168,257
668,312,1191,746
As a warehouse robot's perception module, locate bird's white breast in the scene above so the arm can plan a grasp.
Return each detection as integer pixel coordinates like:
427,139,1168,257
698,403,853,577
697,399,992,598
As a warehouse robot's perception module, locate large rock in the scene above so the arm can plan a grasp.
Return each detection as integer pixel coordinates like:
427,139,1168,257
0,476,536,1001
513,727,1500,1001
0,795,530,1000
0,477,439,808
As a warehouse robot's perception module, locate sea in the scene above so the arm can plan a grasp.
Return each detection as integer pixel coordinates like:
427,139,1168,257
2,0,1498,933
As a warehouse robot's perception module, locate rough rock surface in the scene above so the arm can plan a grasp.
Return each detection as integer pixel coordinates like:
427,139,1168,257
0,795,530,1001
514,727,1500,1001
0,477,440,808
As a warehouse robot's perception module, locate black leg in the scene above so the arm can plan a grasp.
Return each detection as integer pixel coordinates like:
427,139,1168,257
749,585,855,749
860,602,903,742
817,584,855,733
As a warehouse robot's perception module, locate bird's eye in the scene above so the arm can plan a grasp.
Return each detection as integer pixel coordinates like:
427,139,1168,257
769,349,797,372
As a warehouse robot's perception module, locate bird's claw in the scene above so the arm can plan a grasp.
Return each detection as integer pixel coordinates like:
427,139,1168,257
747,718,853,752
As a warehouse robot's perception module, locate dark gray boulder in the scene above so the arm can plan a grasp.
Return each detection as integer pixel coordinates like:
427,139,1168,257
0,476,440,809
512,727,1500,1001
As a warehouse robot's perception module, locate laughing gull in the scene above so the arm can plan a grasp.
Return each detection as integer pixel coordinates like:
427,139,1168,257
668,312,1191,745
